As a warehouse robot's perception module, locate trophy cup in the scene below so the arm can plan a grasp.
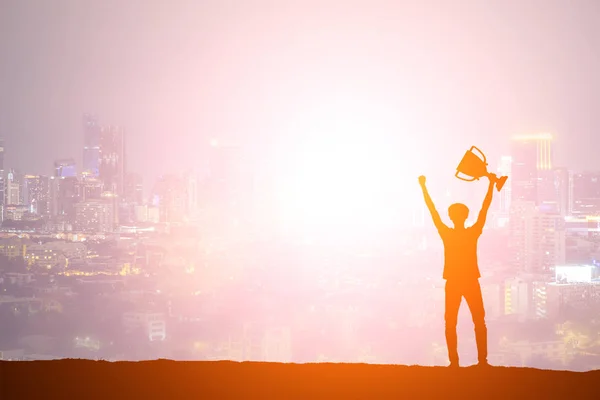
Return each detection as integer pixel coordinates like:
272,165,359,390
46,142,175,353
455,146,508,191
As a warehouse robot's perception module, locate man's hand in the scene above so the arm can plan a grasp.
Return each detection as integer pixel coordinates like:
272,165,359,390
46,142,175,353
419,175,426,187
487,173,497,185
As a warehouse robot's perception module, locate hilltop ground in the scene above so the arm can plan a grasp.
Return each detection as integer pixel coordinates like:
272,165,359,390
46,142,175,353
1,360,598,399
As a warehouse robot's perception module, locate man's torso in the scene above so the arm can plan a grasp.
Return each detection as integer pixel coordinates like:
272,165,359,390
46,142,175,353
440,226,481,280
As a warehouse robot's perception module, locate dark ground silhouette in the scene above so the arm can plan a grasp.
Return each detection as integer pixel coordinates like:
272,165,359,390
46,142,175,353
419,172,497,367
0,360,598,399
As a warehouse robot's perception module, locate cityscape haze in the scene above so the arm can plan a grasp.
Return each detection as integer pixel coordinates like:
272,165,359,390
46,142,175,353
0,0,599,373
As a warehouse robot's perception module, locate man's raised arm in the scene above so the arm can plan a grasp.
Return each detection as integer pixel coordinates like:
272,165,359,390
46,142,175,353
419,175,448,233
473,173,496,234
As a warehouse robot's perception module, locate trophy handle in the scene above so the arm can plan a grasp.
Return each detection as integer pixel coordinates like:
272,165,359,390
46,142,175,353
455,170,477,182
470,146,487,165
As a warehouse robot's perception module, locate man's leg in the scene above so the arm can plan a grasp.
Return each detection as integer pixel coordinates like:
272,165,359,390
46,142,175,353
464,279,488,364
444,280,462,366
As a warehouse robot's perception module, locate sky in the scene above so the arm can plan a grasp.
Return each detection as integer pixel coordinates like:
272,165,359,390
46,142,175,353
1,0,600,187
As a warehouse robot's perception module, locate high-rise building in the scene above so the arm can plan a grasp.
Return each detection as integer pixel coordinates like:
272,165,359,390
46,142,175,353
0,139,5,217
75,177,103,202
99,126,125,195
0,138,5,171
5,170,20,205
571,172,600,216
54,159,77,178
55,177,79,221
553,167,571,217
74,199,114,233
124,172,144,204
504,277,531,321
23,175,51,215
83,115,101,177
509,201,566,274
153,174,186,224
510,134,553,205
3,205,30,221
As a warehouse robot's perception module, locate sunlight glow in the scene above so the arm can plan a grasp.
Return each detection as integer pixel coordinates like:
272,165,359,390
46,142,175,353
274,100,422,236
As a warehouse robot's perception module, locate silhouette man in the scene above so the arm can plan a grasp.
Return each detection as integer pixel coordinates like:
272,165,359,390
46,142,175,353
419,173,496,367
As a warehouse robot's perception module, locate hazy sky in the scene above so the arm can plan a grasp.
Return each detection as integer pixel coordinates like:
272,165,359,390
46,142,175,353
1,0,600,184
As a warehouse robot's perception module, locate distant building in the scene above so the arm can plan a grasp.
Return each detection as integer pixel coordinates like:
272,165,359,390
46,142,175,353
22,240,86,271
74,200,114,233
510,133,553,205
504,277,529,320
509,201,566,274
124,172,144,204
0,237,29,258
147,206,159,223
571,172,600,216
4,273,34,286
83,114,101,177
481,281,503,321
553,167,571,217
536,278,600,321
23,175,51,216
75,177,103,201
0,139,5,213
55,177,79,221
122,311,166,341
99,125,125,196
564,215,600,239
3,205,30,221
220,324,263,362
152,175,186,224
0,138,4,172
54,159,77,178
0,349,25,361
5,170,20,206
134,205,148,222
24,244,67,271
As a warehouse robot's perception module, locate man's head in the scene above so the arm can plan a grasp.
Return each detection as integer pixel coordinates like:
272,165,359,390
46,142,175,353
448,203,469,226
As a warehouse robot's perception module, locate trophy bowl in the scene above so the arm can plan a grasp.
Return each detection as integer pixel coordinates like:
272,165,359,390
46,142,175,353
455,146,508,192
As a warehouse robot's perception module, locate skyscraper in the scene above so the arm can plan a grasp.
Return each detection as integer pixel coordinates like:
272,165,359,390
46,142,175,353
510,133,554,206
75,177,103,202
74,200,114,233
0,138,6,211
571,172,600,216
153,174,186,224
124,172,144,204
54,159,77,178
553,167,571,217
99,125,125,195
55,177,79,221
508,201,566,274
83,115,101,177
0,138,4,171
23,175,51,215
5,170,20,205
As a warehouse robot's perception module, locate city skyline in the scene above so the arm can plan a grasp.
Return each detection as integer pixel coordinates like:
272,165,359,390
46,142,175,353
2,1,600,181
